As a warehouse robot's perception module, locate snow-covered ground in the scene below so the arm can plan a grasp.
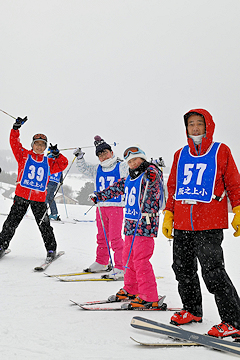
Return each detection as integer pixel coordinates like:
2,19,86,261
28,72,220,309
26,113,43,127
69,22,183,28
0,193,239,360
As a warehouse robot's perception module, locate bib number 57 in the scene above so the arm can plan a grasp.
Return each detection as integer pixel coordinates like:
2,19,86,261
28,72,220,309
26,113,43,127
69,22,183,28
183,163,207,185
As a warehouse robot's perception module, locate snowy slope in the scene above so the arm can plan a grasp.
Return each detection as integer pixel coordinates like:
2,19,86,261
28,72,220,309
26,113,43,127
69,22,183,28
0,194,239,360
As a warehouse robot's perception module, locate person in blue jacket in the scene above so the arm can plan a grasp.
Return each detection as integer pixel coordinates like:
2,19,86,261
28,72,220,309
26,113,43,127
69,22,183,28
45,149,63,221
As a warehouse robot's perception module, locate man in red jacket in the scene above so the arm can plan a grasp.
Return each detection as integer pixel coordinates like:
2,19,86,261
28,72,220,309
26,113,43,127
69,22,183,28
0,116,68,261
162,108,240,338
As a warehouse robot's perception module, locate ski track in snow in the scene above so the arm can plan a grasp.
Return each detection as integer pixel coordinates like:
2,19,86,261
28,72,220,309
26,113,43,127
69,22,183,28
0,194,238,360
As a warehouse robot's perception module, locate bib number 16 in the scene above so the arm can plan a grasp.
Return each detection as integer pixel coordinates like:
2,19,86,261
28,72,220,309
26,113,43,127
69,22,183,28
125,186,136,206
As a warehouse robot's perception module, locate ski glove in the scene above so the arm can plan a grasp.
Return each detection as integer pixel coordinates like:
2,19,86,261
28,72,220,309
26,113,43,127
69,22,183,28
146,168,156,182
13,116,28,130
89,193,98,204
231,205,240,237
162,210,174,239
73,147,85,160
49,143,60,158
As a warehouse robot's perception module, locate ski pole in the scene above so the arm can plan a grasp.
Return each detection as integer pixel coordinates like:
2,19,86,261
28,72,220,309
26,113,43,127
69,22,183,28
0,109,16,120
59,142,118,151
84,203,95,216
39,156,77,225
124,178,150,272
61,186,68,218
97,203,115,277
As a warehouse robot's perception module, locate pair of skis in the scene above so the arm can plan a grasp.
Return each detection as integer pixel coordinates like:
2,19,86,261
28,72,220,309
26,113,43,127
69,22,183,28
70,295,180,312
130,316,240,356
71,293,240,355
49,219,76,224
46,270,163,282
45,269,115,281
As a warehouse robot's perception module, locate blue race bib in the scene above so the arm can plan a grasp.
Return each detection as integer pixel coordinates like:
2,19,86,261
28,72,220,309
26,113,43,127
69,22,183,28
124,173,144,221
175,142,220,203
20,155,49,192
49,172,62,183
96,162,121,203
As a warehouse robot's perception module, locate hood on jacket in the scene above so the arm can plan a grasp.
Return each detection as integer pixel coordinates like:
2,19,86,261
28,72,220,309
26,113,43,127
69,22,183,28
183,108,215,155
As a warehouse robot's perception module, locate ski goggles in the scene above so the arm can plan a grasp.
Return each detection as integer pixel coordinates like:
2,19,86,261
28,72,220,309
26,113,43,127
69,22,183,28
32,133,48,142
123,146,145,160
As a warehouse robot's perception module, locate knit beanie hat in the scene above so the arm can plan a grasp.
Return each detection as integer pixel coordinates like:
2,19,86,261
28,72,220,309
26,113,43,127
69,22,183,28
94,135,112,156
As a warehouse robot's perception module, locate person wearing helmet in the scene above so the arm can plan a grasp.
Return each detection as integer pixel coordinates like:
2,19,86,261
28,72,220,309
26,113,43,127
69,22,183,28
0,116,68,262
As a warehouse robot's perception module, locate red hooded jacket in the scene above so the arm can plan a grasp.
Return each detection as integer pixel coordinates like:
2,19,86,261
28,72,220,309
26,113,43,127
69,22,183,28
10,129,69,202
165,109,240,231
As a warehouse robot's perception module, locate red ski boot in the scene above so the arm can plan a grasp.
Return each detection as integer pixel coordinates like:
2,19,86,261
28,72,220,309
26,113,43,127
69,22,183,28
170,310,202,325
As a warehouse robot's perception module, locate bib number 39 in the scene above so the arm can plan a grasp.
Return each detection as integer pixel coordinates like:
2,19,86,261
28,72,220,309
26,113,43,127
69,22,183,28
28,165,45,182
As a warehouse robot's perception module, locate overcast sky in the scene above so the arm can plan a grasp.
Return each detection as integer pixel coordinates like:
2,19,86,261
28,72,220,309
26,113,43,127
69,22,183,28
1,0,240,168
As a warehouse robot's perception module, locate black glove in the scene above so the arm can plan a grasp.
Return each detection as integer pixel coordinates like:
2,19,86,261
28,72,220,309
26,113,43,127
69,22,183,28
89,193,98,204
13,116,28,130
49,143,60,158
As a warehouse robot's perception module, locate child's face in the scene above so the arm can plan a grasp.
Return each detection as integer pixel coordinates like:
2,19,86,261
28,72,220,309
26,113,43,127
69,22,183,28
98,150,113,162
33,140,46,154
128,157,144,170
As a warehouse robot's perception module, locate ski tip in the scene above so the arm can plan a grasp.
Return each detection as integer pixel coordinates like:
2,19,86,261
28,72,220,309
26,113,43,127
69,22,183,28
3,249,11,255
131,316,145,324
130,337,140,344
69,300,79,306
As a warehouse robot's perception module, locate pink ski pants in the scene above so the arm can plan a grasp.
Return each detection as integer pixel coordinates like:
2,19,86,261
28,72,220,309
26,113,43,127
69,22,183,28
96,206,124,270
123,235,158,302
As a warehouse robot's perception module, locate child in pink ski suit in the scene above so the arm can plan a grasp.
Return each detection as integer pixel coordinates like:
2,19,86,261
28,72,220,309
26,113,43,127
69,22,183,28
91,146,164,309
74,136,128,279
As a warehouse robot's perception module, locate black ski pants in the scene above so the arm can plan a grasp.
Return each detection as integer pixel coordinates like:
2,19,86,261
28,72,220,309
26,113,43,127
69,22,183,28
172,229,240,328
0,195,57,252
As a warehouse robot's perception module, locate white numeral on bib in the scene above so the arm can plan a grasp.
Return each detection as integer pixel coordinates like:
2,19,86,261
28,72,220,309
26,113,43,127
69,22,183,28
28,165,44,182
183,163,207,185
125,186,136,206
